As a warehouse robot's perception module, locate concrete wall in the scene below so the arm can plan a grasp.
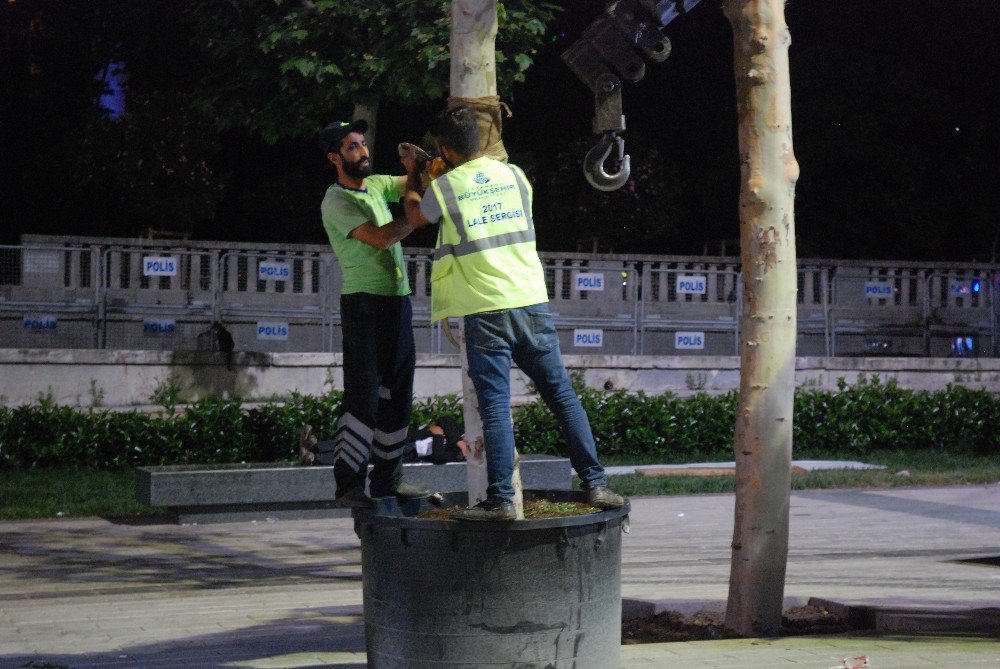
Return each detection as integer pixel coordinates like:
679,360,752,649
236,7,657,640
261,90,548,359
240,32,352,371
1,349,998,409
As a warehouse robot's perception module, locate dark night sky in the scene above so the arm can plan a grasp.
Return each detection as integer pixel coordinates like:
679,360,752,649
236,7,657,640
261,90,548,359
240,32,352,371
338,0,1000,259
2,0,998,260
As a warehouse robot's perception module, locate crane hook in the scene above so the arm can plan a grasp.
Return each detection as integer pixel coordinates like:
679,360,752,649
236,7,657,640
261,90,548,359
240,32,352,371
583,131,631,192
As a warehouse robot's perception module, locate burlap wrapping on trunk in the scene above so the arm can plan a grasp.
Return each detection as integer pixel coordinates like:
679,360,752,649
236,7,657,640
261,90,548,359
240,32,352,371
447,95,510,163
417,95,512,187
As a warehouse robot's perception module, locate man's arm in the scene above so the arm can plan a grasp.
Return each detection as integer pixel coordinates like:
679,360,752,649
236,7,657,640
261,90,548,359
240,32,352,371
346,174,418,250
348,219,414,251
401,155,432,228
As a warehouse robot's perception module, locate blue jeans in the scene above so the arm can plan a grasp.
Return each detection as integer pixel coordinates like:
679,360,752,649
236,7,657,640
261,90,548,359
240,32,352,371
464,303,607,501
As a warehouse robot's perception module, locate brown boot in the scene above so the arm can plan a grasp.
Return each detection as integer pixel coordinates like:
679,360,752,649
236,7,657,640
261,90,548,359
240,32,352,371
587,486,625,510
297,425,318,466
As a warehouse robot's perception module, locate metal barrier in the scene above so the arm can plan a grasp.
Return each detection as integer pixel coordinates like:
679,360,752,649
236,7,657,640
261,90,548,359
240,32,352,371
544,259,641,355
0,245,101,349
829,266,927,356
827,267,998,357
406,254,447,354
922,269,995,357
218,250,334,353
797,265,831,356
640,263,740,356
101,247,216,351
2,240,998,357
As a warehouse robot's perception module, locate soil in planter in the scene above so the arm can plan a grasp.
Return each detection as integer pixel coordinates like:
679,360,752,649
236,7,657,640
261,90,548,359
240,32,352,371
416,499,600,520
622,604,858,644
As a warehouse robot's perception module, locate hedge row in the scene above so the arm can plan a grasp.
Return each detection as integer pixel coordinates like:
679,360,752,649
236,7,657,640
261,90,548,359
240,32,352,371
1,377,997,470
519,377,1000,460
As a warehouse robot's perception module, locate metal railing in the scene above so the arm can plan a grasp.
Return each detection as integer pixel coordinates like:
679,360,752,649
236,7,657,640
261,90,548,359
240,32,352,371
545,259,642,355
217,250,334,353
101,248,216,350
640,265,741,356
0,245,101,349
2,239,997,357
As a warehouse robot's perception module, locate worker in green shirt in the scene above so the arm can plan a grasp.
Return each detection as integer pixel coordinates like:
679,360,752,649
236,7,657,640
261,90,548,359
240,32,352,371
303,119,436,508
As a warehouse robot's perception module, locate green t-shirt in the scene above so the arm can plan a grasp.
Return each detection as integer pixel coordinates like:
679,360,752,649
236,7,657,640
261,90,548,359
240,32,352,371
320,174,411,296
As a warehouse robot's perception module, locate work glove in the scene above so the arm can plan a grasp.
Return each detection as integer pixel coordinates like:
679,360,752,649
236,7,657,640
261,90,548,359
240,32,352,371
398,141,449,189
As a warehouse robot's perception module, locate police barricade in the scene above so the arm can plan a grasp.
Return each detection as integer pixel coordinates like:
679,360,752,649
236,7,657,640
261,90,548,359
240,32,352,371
218,250,334,353
797,265,831,356
639,264,740,356
0,245,101,349
543,259,641,356
101,248,216,351
923,269,996,357
829,266,927,356
405,254,446,354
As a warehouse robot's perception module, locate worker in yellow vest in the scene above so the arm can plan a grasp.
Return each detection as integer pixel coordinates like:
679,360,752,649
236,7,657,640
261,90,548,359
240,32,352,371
402,107,625,521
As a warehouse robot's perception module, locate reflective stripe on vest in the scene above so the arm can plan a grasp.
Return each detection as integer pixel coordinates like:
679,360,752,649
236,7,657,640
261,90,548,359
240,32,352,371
433,163,534,261
434,228,537,261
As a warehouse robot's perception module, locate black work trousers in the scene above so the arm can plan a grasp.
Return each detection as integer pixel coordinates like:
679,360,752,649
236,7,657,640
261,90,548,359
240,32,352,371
320,293,415,496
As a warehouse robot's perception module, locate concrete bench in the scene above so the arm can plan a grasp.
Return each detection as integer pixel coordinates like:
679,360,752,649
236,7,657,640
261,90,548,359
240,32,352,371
136,455,571,524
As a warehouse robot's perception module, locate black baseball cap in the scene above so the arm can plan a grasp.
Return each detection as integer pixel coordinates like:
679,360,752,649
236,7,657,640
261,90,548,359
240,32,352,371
317,119,369,156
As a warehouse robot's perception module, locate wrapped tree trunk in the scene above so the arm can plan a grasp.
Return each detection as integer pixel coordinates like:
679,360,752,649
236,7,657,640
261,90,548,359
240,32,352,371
450,0,524,517
353,100,379,155
723,0,799,637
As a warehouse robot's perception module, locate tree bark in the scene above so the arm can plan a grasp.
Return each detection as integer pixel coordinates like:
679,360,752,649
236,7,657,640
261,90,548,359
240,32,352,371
352,100,379,158
723,0,799,637
449,0,524,517
450,0,498,99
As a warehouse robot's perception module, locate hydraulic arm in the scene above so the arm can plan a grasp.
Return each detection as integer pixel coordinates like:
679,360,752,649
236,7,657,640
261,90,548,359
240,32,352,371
562,0,701,191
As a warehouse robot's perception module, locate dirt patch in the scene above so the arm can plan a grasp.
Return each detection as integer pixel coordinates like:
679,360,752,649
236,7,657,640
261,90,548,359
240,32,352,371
622,604,856,644
416,499,600,520
623,610,737,643
523,500,599,518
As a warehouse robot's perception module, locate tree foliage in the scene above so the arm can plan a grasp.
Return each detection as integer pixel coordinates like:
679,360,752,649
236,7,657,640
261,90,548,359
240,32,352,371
71,91,226,237
187,0,558,143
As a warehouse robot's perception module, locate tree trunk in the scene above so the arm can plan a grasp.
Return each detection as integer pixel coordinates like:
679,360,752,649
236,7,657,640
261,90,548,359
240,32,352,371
450,0,498,98
449,0,524,517
352,100,379,158
723,0,799,637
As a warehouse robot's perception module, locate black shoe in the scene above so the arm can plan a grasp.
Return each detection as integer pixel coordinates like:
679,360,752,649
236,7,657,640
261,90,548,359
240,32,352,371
452,498,516,521
371,481,443,505
333,482,372,508
587,486,625,510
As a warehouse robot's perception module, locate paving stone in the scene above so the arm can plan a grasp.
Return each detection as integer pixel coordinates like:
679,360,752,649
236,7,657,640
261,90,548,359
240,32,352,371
1,486,998,667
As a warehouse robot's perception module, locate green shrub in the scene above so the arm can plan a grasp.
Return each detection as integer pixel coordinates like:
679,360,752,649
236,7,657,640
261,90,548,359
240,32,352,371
244,391,344,462
792,375,1000,456
513,388,738,461
412,393,464,428
0,376,997,470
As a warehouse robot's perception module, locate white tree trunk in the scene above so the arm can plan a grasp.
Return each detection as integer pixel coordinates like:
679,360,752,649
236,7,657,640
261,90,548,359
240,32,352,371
352,100,379,157
450,0,523,517
450,0,498,99
457,322,489,507
723,0,799,637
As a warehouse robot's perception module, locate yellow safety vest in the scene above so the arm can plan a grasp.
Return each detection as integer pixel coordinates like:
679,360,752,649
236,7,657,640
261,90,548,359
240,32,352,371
428,156,548,322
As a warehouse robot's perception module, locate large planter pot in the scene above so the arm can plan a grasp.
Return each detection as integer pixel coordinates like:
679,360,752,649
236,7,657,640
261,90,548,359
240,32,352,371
353,490,630,669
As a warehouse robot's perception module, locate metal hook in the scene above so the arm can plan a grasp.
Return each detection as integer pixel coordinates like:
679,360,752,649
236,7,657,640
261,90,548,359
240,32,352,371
583,131,631,192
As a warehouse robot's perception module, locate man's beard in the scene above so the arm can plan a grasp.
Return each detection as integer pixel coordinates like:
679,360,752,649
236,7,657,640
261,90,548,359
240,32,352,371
341,156,372,179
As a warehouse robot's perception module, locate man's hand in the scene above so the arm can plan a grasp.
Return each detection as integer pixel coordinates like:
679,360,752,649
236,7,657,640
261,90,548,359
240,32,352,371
403,191,431,229
426,156,449,180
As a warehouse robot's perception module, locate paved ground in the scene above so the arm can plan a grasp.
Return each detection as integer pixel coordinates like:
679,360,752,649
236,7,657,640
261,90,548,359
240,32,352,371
1,485,999,668
604,459,885,476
